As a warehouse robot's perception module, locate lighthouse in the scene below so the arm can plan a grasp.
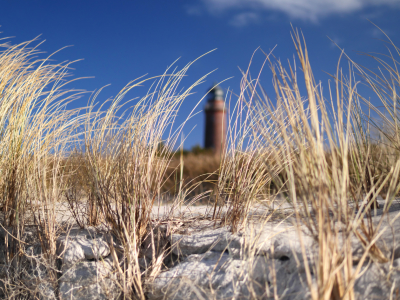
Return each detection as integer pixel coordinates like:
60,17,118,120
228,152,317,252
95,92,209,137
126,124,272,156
204,84,227,155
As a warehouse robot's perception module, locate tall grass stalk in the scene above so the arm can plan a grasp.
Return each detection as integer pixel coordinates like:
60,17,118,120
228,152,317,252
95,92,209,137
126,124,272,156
0,36,85,297
215,48,286,233
78,59,210,298
3,24,400,300
222,27,400,299
0,34,213,298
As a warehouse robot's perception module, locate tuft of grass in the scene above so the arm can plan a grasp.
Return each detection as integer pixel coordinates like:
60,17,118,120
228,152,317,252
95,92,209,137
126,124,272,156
73,60,210,298
2,24,400,300
215,26,400,299
0,33,213,299
0,36,85,297
163,152,220,202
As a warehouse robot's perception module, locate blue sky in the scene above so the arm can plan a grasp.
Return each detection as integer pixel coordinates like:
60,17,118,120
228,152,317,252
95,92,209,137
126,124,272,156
0,0,399,150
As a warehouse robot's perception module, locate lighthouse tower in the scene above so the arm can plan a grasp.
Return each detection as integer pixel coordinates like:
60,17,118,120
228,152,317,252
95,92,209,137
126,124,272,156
204,84,227,155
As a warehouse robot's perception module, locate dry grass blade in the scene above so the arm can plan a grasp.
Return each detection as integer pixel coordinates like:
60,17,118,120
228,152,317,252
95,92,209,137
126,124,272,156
219,26,400,300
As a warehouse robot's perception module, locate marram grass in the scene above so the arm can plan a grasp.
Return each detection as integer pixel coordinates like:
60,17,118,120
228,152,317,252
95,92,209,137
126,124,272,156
0,27,399,299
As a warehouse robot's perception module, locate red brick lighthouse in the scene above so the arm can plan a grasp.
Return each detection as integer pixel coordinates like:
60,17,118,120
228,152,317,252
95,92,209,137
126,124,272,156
204,84,227,155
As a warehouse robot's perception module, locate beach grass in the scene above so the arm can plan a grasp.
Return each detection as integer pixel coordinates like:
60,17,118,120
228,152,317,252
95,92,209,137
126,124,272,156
0,26,399,299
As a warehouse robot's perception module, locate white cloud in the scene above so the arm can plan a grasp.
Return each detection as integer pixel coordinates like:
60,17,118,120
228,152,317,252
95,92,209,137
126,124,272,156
186,5,203,16
229,12,259,27
371,27,391,38
329,37,343,48
360,10,383,20
201,0,400,21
